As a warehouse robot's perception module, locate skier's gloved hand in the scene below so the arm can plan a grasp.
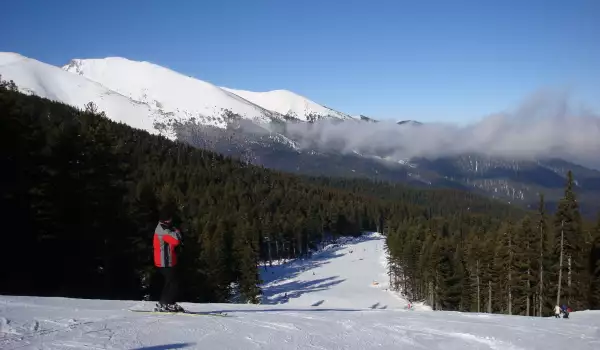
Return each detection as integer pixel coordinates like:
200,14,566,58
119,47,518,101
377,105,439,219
175,228,184,246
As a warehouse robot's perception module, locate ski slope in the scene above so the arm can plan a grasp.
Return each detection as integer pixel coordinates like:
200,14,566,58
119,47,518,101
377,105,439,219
2,233,599,350
259,233,417,310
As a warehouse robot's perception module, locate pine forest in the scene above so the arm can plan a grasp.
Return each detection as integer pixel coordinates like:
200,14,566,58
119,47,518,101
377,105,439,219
1,77,599,315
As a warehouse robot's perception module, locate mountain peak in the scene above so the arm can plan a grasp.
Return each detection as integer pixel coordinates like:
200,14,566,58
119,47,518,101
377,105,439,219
0,52,164,135
63,57,191,82
0,52,29,66
62,56,284,128
397,120,423,126
222,87,354,122
358,115,379,122
62,57,358,125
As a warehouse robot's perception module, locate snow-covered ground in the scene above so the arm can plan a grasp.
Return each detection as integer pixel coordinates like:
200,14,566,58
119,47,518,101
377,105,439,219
259,233,416,310
2,233,599,349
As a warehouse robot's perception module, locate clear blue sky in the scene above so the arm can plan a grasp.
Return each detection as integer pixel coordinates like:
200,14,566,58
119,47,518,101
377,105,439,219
2,0,599,123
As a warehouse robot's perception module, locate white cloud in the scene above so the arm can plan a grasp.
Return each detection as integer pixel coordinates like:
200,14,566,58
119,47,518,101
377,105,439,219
280,89,600,169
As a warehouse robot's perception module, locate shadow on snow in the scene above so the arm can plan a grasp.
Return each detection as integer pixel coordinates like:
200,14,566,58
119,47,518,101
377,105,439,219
260,233,383,287
209,307,365,314
262,276,346,304
260,246,342,286
130,343,195,350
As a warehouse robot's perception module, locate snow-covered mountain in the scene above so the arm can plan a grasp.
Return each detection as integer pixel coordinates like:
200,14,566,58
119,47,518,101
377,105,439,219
63,57,286,129
2,233,598,349
59,56,357,131
221,87,354,122
3,52,339,139
0,52,167,136
3,51,599,216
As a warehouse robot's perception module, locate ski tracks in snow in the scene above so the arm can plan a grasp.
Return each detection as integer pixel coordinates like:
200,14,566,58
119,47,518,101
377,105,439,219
375,322,525,350
2,299,600,349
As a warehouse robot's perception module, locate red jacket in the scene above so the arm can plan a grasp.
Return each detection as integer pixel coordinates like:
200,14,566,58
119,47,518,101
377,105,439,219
153,221,181,267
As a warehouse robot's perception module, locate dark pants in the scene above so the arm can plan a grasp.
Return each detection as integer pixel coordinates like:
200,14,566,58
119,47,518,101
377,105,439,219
159,267,178,305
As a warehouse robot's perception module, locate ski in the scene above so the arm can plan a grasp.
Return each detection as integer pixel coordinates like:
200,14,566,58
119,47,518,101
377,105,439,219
129,309,229,317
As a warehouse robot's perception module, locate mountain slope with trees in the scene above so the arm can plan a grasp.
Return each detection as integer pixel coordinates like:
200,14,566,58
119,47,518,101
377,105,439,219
385,172,600,314
1,76,598,312
4,52,600,218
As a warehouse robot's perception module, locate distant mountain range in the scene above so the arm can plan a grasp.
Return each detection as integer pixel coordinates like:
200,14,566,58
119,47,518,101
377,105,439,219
1,51,598,217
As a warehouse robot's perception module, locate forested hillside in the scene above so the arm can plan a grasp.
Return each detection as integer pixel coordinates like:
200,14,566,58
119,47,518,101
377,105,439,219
1,76,598,312
386,173,600,314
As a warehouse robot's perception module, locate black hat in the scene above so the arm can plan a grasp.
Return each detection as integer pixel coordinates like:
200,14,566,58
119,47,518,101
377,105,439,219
159,204,176,221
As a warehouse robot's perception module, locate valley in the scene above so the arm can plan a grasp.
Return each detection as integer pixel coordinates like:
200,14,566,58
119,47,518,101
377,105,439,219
1,51,599,217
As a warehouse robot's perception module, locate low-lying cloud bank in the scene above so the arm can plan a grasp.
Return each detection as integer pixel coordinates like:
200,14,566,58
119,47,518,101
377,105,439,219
281,90,600,170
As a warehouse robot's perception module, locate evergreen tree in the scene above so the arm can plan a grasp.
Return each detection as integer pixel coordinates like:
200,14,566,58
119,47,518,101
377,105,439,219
233,220,262,304
553,171,587,310
493,221,517,314
535,194,551,316
589,214,600,309
436,241,462,310
514,216,536,315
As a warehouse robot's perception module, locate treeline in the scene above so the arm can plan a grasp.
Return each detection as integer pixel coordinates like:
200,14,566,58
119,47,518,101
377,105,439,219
0,78,520,305
386,172,600,313
303,176,521,219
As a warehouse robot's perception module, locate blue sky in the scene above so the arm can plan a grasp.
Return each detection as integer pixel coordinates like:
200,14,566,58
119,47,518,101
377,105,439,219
2,0,599,123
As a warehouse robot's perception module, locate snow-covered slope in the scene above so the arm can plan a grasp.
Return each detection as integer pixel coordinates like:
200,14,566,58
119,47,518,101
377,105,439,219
0,52,167,136
63,57,284,128
2,51,358,142
222,87,355,122
260,233,416,310
3,232,599,349
2,296,599,350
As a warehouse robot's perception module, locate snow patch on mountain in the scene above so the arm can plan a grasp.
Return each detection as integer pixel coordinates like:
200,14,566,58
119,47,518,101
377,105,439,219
351,149,416,168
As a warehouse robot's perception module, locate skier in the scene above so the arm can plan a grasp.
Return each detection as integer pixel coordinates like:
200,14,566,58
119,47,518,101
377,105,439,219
153,206,184,312
561,304,570,319
554,305,561,318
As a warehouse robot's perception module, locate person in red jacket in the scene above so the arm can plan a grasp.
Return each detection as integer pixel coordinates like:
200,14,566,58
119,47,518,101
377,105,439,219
153,207,184,312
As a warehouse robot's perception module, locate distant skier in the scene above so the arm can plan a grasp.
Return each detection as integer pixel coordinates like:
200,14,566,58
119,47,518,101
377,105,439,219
554,305,561,318
561,304,570,319
153,206,184,312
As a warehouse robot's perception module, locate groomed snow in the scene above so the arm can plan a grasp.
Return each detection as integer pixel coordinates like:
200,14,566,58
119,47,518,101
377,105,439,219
2,233,599,349
260,232,417,310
